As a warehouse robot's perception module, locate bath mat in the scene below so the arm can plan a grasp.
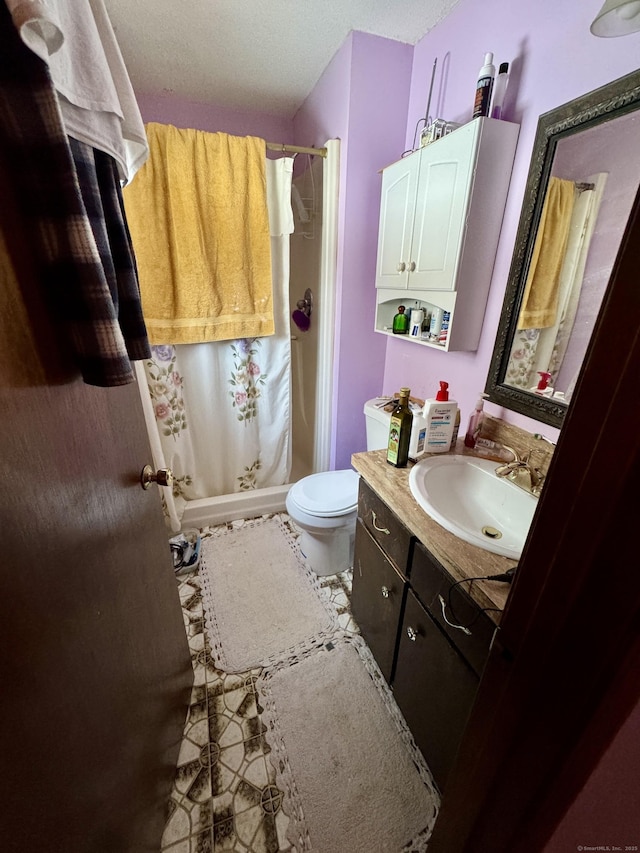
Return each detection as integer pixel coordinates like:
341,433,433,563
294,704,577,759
200,515,339,672
258,634,440,852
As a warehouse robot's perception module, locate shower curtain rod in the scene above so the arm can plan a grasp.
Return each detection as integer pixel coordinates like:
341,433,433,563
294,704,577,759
266,142,327,158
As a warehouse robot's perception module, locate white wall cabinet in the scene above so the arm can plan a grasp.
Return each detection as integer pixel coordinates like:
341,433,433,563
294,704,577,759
374,117,519,351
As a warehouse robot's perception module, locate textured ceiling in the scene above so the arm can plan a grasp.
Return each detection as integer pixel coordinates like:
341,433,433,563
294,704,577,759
103,0,460,118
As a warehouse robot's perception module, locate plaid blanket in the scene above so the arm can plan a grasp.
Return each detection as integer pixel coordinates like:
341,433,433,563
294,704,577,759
0,0,150,386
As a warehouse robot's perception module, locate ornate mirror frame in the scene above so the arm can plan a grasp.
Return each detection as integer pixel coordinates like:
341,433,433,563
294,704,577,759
485,68,640,428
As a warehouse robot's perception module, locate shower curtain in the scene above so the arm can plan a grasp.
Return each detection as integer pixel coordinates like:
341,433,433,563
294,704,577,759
136,157,295,529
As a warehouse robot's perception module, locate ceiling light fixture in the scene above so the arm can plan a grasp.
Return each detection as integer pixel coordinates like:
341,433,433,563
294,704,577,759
590,0,640,36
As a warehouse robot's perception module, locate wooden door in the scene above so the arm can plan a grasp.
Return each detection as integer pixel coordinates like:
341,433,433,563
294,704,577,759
0,225,193,849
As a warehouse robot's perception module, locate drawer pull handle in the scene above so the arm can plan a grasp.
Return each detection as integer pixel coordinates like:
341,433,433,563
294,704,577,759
381,585,390,598
438,595,472,636
371,510,390,535
406,626,418,641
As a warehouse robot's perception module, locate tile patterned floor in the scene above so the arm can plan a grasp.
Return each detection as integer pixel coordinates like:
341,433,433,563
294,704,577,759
161,515,356,853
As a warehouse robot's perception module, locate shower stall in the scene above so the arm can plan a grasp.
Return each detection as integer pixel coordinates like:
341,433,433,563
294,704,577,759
140,139,339,530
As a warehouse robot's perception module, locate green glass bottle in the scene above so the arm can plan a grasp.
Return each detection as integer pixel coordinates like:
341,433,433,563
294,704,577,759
392,305,409,334
386,387,413,468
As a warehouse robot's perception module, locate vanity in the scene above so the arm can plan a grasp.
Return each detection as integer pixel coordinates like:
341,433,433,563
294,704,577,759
350,434,537,792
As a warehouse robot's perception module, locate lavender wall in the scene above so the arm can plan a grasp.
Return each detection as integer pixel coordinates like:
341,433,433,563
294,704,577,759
136,91,292,141
294,32,413,469
378,0,640,443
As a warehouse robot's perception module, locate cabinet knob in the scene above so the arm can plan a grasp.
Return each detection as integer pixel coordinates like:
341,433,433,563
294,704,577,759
397,262,406,273
371,510,390,535
408,261,416,272
381,585,390,598
407,626,418,642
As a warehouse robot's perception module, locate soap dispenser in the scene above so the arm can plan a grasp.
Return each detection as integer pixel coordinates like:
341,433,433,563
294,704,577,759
464,393,488,448
530,371,554,397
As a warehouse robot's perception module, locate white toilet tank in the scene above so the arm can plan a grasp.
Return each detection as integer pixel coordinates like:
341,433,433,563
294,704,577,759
363,398,393,450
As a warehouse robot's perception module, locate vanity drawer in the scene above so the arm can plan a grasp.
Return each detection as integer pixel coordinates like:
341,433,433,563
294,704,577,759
357,479,412,573
410,541,497,677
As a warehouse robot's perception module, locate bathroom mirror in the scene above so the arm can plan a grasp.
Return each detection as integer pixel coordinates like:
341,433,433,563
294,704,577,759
485,69,640,427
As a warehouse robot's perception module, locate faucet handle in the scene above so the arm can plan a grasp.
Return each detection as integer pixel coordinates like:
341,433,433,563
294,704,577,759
534,432,557,447
502,445,520,463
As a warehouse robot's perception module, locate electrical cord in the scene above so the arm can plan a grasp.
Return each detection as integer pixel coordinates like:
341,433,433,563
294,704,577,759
443,567,517,631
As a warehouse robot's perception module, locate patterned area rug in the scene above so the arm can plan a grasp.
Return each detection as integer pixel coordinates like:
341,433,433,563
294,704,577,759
258,633,439,852
200,515,339,673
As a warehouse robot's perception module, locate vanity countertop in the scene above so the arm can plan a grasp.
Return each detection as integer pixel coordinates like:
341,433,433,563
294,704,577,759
351,446,519,622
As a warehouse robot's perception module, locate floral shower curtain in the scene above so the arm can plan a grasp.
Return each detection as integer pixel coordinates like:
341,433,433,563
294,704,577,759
136,157,295,529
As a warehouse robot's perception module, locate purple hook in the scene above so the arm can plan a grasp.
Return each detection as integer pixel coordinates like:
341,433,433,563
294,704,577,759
291,309,311,332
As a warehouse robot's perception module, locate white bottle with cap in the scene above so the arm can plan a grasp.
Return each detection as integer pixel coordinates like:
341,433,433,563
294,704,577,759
491,62,510,119
473,52,496,119
408,406,428,462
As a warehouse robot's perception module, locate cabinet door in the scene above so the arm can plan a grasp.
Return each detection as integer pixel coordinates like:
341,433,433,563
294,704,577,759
393,589,479,792
408,123,477,291
351,520,405,682
375,152,419,289
410,541,497,678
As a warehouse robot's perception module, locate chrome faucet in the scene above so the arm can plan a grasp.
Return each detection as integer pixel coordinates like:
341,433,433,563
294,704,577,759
495,448,545,496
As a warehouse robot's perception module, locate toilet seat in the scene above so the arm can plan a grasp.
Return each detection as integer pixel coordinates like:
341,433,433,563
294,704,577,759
287,469,359,518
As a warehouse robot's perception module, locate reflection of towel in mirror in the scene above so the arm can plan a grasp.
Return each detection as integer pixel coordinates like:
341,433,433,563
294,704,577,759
123,123,273,344
518,177,575,330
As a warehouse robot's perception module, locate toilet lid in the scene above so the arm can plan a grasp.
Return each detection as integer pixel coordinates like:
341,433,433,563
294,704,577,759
289,469,359,518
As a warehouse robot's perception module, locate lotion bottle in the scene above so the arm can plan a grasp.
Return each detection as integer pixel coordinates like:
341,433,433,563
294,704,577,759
464,393,488,448
408,405,428,462
423,381,458,453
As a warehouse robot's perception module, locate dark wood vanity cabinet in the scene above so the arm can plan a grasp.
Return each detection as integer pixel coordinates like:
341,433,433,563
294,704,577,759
351,478,498,792
392,589,479,791
351,519,405,682
351,480,412,682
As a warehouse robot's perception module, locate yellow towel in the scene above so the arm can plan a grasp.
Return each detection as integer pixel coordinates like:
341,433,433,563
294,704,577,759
123,123,273,344
517,176,575,330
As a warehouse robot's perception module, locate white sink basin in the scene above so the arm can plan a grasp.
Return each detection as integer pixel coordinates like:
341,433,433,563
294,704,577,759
408,455,537,559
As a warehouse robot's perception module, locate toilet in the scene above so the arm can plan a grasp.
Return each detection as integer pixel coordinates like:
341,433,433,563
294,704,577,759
285,399,392,576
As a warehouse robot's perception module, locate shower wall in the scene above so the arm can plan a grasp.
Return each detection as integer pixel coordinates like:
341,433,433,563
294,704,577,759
289,156,323,481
